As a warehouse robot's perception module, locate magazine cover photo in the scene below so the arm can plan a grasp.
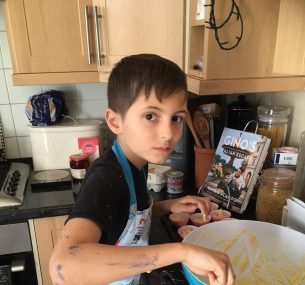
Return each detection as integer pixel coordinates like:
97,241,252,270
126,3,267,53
202,127,270,213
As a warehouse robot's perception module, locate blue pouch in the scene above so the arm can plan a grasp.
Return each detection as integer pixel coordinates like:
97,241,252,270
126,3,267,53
25,90,69,126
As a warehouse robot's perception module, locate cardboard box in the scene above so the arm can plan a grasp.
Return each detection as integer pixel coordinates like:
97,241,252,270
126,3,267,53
272,148,298,165
147,164,171,192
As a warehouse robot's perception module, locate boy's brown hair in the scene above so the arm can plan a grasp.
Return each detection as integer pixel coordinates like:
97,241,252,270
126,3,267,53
107,54,187,117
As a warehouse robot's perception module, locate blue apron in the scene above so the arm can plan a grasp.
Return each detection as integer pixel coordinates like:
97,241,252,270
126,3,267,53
109,141,152,285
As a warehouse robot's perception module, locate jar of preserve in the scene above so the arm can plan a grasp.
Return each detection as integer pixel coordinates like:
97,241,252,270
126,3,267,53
256,168,295,225
70,153,89,179
257,105,290,164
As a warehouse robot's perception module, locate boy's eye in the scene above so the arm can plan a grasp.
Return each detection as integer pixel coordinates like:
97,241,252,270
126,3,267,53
172,115,184,123
145,113,156,121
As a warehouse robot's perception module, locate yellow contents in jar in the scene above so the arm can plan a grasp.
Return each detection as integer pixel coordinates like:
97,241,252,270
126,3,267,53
256,184,291,224
257,124,286,162
256,168,295,225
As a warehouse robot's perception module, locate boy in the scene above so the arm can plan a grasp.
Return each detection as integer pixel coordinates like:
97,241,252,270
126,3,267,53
49,54,235,285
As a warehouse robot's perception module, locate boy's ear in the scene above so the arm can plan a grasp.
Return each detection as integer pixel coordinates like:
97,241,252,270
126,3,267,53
105,108,122,135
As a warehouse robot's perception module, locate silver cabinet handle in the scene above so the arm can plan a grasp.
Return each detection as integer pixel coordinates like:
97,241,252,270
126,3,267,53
94,6,104,66
84,5,92,64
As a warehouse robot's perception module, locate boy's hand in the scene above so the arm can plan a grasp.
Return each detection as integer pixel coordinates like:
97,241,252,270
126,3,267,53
183,244,235,285
170,195,211,216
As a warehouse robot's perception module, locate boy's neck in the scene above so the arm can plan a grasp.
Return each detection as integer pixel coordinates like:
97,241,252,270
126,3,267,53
116,138,146,170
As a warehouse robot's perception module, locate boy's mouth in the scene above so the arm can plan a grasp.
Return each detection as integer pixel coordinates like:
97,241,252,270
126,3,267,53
154,146,171,153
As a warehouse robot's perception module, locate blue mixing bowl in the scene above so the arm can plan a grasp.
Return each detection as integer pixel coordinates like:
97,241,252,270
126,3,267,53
181,263,207,285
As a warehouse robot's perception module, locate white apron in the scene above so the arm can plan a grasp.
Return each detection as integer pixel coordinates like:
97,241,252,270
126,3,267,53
110,141,153,285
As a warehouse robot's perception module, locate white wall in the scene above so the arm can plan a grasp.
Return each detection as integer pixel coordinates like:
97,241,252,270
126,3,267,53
0,8,108,159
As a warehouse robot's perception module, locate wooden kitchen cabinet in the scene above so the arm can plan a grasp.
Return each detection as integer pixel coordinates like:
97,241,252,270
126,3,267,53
2,0,185,85
29,215,67,285
273,0,305,75
186,0,305,95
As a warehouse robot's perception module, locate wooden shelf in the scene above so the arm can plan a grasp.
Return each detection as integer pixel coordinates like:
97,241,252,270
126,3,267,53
187,75,305,96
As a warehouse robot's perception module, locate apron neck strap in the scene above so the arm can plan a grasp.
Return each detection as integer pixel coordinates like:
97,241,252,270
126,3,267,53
112,140,137,207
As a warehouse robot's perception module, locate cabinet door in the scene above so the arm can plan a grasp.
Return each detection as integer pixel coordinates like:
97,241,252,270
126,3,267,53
97,0,185,72
188,0,287,79
3,0,98,73
273,0,305,75
33,216,67,285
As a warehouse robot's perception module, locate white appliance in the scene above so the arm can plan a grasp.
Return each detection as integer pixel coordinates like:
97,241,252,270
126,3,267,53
28,119,103,171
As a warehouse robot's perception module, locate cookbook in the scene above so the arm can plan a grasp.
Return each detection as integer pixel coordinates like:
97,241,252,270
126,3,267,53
201,127,271,213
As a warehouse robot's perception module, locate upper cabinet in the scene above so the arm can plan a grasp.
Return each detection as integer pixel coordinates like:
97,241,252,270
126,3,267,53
2,0,185,85
273,0,305,75
186,0,305,95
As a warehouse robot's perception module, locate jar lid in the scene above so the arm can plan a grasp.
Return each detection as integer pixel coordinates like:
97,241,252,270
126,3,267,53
167,171,184,178
260,168,296,188
258,105,290,117
70,153,88,161
228,95,256,111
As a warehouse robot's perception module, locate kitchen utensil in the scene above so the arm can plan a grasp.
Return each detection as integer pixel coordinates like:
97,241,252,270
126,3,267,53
182,220,305,285
185,111,202,147
193,146,215,190
207,114,215,148
193,111,211,148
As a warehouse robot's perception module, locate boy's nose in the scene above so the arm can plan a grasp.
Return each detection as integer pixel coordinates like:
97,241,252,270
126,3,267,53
159,122,174,140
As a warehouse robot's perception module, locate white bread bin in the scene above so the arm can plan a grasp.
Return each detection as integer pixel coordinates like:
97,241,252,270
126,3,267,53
28,119,103,171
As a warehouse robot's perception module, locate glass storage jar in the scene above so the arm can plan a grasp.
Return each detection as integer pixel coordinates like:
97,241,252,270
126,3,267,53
257,105,290,164
70,153,89,200
256,168,295,225
70,153,89,179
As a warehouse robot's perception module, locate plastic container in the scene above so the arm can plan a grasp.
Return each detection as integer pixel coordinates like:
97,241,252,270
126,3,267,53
210,209,231,221
256,168,295,225
167,171,184,194
28,119,103,171
169,212,190,227
293,131,305,202
178,225,198,239
147,163,171,192
190,213,211,226
257,106,290,163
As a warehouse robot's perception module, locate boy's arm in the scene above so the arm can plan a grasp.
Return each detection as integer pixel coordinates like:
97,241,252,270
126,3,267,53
49,217,234,285
152,195,211,217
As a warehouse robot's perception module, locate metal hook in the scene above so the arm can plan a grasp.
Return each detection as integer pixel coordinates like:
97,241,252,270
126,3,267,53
242,120,258,134
198,177,231,209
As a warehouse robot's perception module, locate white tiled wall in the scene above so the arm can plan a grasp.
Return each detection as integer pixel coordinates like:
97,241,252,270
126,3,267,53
0,11,108,159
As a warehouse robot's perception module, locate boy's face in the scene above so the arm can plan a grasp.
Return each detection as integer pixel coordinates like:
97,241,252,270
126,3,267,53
115,89,187,169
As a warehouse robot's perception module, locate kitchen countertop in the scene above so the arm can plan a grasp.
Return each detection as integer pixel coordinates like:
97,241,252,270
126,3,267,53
0,181,190,284
0,178,256,284
0,186,74,224
0,179,194,225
